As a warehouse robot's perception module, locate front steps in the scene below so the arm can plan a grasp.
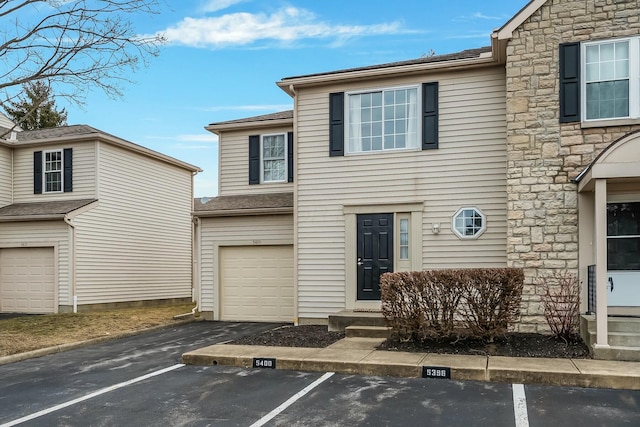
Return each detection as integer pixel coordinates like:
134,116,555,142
328,310,391,339
581,315,640,361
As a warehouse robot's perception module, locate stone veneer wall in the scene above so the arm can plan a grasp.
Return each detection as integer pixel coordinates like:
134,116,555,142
505,0,640,332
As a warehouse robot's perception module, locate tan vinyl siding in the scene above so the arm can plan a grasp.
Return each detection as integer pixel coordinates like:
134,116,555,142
72,142,193,305
12,141,96,202
219,126,293,196
0,221,69,308
0,146,12,207
198,214,293,314
296,67,508,319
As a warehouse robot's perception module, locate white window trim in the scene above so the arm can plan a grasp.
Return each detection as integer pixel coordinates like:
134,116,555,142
451,207,486,240
345,84,422,155
260,133,287,184
43,149,64,194
581,36,640,122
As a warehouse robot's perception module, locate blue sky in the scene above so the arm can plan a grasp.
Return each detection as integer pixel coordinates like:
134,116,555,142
64,0,528,197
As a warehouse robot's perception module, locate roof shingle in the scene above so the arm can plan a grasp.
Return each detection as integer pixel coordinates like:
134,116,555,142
194,192,293,216
0,199,97,219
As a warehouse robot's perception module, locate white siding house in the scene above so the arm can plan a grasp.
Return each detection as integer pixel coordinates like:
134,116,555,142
195,0,640,360
0,125,200,313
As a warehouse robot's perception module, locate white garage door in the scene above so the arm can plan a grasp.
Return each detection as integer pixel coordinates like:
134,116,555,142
220,245,294,322
0,247,56,313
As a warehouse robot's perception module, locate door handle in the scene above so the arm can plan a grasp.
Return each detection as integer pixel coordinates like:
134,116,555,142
357,257,363,266
608,277,614,292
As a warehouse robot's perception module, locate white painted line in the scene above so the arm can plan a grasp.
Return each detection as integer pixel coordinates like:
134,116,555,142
1,364,185,427
512,383,530,427
250,372,335,427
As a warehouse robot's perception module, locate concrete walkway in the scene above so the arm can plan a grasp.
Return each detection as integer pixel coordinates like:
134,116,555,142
182,337,640,390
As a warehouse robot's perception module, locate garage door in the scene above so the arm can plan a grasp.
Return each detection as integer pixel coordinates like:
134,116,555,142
220,245,293,322
0,247,55,313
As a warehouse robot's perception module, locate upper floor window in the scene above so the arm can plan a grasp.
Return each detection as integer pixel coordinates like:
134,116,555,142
34,148,72,194
248,132,293,185
262,133,286,183
44,150,63,192
346,86,419,153
583,37,640,121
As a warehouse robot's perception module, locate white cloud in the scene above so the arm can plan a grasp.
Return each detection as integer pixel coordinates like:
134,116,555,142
454,12,506,22
200,0,247,13
159,7,407,48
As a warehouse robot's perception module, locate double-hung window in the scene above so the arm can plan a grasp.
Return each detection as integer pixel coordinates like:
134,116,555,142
346,86,419,153
44,150,63,193
583,37,640,121
262,133,286,183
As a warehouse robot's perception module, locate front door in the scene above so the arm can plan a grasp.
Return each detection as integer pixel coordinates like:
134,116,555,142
357,214,393,300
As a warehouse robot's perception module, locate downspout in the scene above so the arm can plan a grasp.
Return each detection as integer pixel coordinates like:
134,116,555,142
192,215,200,316
63,215,77,313
289,83,299,326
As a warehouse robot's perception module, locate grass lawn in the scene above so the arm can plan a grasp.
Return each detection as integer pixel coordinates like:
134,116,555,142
0,303,196,357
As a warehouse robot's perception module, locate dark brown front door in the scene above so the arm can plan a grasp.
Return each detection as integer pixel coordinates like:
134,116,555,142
357,213,394,300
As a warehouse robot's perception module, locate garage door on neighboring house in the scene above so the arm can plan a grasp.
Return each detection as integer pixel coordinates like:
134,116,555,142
0,247,56,313
219,245,294,322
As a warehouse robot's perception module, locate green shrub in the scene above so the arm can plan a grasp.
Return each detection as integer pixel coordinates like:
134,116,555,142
381,268,524,342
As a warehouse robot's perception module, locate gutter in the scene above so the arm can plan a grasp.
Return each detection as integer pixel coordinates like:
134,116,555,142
7,133,202,173
0,214,65,222
277,54,499,96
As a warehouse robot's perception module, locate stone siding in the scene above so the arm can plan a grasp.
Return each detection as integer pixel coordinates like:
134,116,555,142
506,0,640,332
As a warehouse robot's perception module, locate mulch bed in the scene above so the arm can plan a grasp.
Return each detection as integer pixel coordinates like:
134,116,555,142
230,325,345,348
379,333,591,359
230,325,591,359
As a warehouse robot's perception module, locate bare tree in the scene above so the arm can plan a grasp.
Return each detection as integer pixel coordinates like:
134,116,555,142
0,0,166,135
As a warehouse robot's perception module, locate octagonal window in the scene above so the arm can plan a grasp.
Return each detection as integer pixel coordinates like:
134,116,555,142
452,207,486,239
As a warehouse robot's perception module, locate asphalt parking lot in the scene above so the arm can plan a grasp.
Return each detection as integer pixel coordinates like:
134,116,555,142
0,322,638,426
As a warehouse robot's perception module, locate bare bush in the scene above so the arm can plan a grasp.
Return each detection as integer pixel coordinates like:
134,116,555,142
381,268,524,343
538,271,580,339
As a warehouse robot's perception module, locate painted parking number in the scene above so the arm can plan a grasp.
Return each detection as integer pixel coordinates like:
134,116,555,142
253,357,276,369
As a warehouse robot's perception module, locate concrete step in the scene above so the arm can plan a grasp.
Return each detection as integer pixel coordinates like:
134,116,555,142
588,331,640,347
592,345,640,362
328,310,386,332
582,315,640,333
345,325,392,339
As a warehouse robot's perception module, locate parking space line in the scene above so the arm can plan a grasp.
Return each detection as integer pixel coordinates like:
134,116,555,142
0,364,185,427
512,383,529,427
250,372,335,427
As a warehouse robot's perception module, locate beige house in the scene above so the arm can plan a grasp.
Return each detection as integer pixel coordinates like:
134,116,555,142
0,125,201,313
195,0,640,359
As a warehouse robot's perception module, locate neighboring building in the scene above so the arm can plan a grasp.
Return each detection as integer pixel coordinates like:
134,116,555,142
0,124,201,313
195,0,640,359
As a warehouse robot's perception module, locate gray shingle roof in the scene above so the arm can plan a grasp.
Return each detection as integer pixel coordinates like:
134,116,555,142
15,125,102,141
280,47,492,81
0,199,97,219
194,192,293,216
208,110,293,127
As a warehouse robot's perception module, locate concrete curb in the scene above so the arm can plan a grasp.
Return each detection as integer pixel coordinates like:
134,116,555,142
0,318,198,366
182,343,640,391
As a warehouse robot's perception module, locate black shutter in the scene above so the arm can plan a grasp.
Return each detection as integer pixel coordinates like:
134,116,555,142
329,92,344,156
63,148,73,192
559,42,581,123
422,82,439,150
33,151,43,194
287,131,294,183
249,135,260,185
